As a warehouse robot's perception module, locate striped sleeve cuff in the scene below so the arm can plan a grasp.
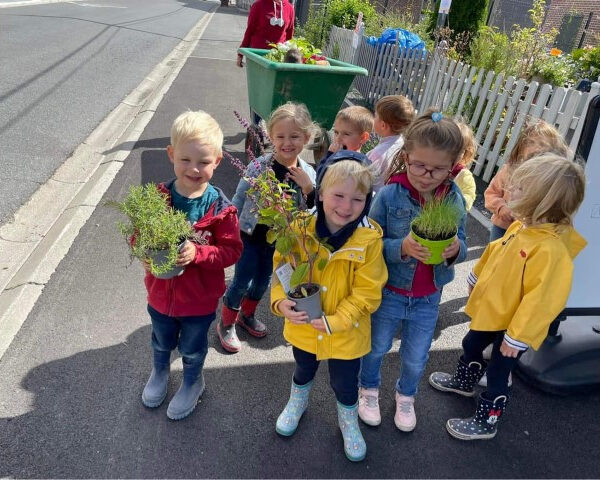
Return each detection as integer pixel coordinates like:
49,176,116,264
467,271,478,288
503,333,529,351
322,315,332,335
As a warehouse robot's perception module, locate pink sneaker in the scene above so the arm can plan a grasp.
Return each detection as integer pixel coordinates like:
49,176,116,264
358,388,381,426
394,393,416,432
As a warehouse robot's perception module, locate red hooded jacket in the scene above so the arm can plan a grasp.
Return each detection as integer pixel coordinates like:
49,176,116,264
238,0,294,58
144,181,243,317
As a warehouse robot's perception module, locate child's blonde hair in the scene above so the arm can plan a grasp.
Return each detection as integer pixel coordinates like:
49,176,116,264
375,95,416,134
386,109,464,180
507,118,567,169
335,105,374,135
319,160,374,196
456,120,476,168
170,110,223,157
509,154,585,226
267,102,316,139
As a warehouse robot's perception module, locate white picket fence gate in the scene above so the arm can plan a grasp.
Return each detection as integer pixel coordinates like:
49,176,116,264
324,26,600,182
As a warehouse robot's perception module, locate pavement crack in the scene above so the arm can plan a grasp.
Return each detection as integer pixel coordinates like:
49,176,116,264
5,281,46,291
0,234,39,244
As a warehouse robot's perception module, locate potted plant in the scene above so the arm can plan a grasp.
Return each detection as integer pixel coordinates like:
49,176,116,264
248,168,327,320
410,197,462,265
225,140,326,320
108,183,193,278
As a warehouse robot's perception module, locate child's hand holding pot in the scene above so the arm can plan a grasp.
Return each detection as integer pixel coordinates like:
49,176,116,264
278,299,309,324
176,241,196,267
402,234,430,263
442,237,460,260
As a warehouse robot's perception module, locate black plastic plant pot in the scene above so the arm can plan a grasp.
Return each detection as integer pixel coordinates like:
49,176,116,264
287,283,322,321
146,241,187,279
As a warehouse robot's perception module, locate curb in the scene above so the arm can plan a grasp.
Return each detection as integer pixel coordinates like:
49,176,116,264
0,5,218,361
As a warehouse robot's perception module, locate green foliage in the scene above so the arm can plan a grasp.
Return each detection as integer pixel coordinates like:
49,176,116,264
108,184,193,276
427,0,489,40
246,168,326,292
531,54,577,87
468,26,510,73
571,45,600,80
328,0,376,31
264,37,324,64
412,197,461,241
296,1,330,49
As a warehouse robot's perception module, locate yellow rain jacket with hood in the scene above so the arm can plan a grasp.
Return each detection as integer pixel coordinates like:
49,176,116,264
465,220,587,350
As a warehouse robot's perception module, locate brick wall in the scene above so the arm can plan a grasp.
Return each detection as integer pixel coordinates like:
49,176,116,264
543,0,599,49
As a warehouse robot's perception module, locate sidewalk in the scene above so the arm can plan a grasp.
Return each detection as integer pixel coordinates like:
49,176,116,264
0,4,598,479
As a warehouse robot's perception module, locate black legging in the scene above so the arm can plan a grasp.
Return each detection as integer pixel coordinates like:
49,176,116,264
293,346,360,406
462,330,525,399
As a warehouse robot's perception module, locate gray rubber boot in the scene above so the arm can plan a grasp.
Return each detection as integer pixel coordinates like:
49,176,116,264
166,358,205,420
142,350,171,408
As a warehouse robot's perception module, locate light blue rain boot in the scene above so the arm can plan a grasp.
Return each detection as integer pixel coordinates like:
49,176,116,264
166,358,206,420
141,350,171,408
337,401,367,462
276,380,313,436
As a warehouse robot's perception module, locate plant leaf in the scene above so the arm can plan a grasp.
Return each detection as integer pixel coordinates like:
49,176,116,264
290,263,309,289
317,258,328,271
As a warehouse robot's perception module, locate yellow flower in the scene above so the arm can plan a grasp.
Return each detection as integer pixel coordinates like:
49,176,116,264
550,48,562,56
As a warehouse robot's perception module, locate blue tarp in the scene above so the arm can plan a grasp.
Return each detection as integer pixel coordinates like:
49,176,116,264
366,28,425,51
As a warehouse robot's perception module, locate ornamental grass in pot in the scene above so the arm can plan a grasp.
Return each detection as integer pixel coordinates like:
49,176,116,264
410,197,462,265
108,183,193,278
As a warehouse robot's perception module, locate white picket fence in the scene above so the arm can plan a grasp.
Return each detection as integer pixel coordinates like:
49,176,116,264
324,26,600,182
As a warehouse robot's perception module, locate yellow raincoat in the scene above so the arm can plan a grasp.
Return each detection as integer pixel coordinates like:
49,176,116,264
465,221,587,350
271,216,388,360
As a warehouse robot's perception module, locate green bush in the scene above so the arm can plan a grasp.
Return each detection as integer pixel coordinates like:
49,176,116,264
328,0,376,31
531,54,577,87
468,26,510,73
571,45,600,80
427,0,489,40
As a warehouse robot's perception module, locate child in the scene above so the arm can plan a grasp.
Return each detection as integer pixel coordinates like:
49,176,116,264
271,152,388,462
328,105,374,155
367,95,416,192
484,119,568,241
218,102,317,353
429,154,586,440
141,111,243,420
452,120,477,211
358,110,467,432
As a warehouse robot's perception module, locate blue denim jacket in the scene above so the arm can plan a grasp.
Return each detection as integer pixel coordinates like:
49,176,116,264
232,153,317,236
369,181,467,291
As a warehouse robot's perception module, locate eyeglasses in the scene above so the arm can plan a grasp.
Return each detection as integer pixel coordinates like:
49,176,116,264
406,158,451,180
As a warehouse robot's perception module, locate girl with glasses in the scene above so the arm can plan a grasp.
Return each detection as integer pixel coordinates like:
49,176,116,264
358,109,468,432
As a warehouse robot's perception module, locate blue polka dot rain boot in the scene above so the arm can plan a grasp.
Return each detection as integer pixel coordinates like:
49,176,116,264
446,394,508,440
337,401,367,462
429,356,487,397
276,380,312,436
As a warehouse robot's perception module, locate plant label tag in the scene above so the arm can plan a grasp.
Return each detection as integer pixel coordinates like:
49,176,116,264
275,262,294,293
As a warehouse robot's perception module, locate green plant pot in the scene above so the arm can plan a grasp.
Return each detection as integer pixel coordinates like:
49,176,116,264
410,225,456,265
287,283,322,321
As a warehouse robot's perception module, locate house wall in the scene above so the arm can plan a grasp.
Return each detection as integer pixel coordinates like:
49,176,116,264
543,0,599,49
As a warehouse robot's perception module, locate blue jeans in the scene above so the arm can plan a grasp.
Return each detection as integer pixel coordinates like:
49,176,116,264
489,225,506,242
224,235,275,309
147,304,215,369
359,288,442,397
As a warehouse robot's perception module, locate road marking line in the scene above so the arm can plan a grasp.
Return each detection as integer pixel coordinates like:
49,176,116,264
0,5,218,362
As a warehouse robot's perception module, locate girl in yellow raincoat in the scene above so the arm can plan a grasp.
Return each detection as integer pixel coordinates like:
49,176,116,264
270,151,387,462
430,154,587,440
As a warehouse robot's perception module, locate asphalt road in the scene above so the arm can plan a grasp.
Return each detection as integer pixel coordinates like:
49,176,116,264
0,0,213,226
0,4,599,479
